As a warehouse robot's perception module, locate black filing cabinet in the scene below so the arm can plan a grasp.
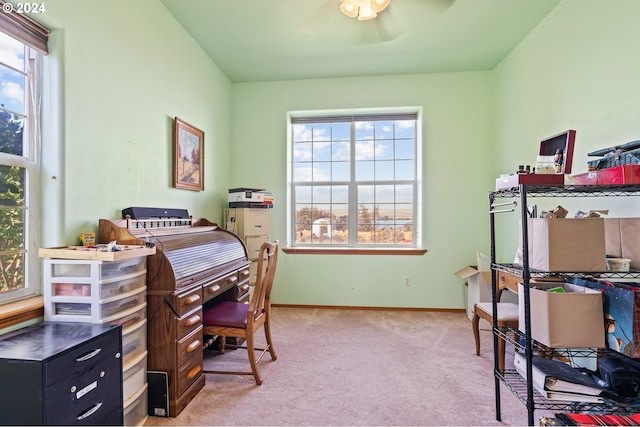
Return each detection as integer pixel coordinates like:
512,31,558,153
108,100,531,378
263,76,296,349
0,322,123,425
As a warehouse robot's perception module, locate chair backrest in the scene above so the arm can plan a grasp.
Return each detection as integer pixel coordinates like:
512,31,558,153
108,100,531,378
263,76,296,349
248,240,279,324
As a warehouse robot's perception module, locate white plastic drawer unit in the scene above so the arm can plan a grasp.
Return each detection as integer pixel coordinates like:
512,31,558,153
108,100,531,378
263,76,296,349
51,274,146,300
123,351,147,402
43,257,148,323
123,383,148,426
49,257,146,279
122,319,147,365
48,286,146,323
109,303,147,328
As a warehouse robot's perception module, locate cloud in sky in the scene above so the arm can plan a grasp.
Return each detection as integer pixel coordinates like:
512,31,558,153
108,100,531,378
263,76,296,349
0,33,24,70
0,33,25,114
1,81,23,105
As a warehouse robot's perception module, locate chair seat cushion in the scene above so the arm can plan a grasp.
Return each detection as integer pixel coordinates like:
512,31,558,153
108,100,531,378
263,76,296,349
202,300,249,329
475,302,519,321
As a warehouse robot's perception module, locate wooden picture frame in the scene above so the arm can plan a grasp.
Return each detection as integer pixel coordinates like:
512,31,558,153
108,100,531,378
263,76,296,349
173,117,204,191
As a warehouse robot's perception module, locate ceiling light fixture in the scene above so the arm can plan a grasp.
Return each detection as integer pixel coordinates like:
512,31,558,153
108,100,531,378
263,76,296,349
340,0,390,21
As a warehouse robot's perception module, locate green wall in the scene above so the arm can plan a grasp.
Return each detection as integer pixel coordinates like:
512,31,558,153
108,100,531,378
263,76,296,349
40,0,233,247
230,74,495,308
34,0,640,310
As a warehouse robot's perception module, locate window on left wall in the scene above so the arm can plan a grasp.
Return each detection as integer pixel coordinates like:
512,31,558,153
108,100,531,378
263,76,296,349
0,9,50,305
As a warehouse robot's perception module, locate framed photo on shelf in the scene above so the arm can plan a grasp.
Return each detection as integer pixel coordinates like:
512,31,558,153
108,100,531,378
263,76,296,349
173,117,204,191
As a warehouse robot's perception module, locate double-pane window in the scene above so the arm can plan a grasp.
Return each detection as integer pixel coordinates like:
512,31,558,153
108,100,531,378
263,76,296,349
290,112,420,248
0,30,41,302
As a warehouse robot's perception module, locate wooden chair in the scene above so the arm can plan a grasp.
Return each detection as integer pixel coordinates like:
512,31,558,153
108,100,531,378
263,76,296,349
202,240,279,385
472,302,519,372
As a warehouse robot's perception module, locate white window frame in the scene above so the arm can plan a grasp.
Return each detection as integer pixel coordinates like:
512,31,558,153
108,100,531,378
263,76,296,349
0,32,41,304
287,108,422,250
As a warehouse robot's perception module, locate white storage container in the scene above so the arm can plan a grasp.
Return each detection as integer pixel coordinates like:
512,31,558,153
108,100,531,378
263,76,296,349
122,319,147,365
101,287,146,317
50,272,146,300
123,351,147,402
124,383,148,426
47,286,146,323
49,257,146,279
43,257,147,323
108,303,147,328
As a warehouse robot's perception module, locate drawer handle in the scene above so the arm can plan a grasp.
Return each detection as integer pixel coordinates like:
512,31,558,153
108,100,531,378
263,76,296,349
227,276,238,285
239,284,249,292
187,365,202,379
208,285,221,294
185,314,201,326
186,340,201,353
241,270,250,277
185,294,201,305
75,348,101,362
76,402,102,420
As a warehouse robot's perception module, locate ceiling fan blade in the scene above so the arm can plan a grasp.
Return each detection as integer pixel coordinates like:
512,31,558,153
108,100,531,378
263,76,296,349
298,0,337,34
365,3,405,43
425,0,456,13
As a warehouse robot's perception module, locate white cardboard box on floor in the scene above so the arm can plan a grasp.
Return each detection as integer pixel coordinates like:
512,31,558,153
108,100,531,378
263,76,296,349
456,252,493,329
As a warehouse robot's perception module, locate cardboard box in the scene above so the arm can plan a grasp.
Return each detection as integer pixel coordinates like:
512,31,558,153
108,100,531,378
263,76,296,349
518,282,605,348
526,218,607,272
455,252,492,322
604,218,640,269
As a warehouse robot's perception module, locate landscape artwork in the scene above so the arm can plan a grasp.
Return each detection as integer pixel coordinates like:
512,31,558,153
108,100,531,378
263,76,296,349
173,117,204,191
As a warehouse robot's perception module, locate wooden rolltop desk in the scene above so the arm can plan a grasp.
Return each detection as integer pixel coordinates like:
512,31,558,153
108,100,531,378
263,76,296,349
99,216,250,417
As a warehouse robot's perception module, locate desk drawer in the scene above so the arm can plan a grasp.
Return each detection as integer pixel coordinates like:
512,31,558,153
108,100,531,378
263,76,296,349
177,356,203,398
46,349,122,425
46,327,121,386
236,266,250,300
202,271,238,303
498,271,521,294
177,326,203,369
238,266,250,284
174,286,203,317
177,307,202,339
176,327,203,396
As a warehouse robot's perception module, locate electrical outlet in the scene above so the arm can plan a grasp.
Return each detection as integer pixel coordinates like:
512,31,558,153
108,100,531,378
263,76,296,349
404,276,411,286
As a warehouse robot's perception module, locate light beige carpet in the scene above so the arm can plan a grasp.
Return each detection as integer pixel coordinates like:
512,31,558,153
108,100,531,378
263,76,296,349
144,307,546,426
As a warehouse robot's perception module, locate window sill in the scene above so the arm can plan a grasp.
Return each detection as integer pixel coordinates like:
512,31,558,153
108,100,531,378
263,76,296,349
0,296,44,330
282,247,427,255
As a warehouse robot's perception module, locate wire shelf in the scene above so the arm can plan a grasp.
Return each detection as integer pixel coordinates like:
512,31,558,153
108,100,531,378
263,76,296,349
492,263,640,280
495,326,611,360
490,184,640,198
488,183,640,424
500,370,640,413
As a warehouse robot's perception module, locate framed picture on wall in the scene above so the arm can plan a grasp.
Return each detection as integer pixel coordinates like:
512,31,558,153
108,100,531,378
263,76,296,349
173,117,204,191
